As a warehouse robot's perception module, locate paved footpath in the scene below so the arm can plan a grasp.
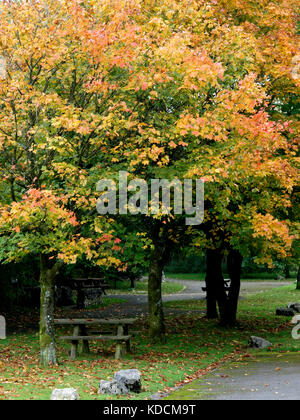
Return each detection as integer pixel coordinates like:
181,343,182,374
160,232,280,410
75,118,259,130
167,352,300,400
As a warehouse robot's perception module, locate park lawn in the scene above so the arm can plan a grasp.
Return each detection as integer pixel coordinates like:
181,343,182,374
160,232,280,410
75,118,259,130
0,285,299,400
107,279,184,295
85,297,127,310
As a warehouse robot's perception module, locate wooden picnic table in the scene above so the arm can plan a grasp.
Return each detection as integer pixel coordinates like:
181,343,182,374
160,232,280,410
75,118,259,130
202,278,231,293
71,278,110,309
54,318,136,360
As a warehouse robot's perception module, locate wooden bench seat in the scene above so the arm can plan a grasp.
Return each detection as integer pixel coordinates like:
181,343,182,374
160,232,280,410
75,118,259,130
87,329,138,336
202,279,231,292
54,318,136,325
59,335,131,341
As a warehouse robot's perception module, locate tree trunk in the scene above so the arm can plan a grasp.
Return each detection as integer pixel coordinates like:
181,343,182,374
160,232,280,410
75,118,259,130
0,264,11,312
148,238,166,344
222,250,243,326
39,255,61,366
205,251,218,319
297,265,300,290
284,264,290,279
130,275,136,289
205,248,227,320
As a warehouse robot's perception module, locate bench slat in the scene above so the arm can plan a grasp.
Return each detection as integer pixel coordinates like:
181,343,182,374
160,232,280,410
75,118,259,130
54,318,136,325
59,335,131,341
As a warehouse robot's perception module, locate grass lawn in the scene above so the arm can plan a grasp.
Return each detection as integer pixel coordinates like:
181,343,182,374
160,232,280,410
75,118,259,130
0,285,299,400
107,279,184,295
85,297,127,310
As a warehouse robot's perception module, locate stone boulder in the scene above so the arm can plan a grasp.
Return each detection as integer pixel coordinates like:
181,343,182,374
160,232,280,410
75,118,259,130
249,336,272,349
51,388,79,400
276,307,295,317
288,303,300,313
114,369,142,393
98,380,128,395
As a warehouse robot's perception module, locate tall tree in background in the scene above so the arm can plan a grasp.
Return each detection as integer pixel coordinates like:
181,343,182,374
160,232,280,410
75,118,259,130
0,0,133,364
83,0,299,336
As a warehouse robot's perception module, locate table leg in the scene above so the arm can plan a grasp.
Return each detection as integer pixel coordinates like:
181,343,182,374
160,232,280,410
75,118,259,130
124,325,131,353
70,325,79,360
77,288,85,309
79,325,90,355
115,325,125,360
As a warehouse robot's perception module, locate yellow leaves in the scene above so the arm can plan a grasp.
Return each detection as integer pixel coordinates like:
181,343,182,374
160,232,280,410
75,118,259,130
178,140,188,147
181,51,224,90
0,189,78,238
148,145,164,162
252,213,293,260
215,73,267,116
176,112,228,142
148,16,168,32
52,113,93,135
155,33,191,65
149,90,158,99
168,141,177,149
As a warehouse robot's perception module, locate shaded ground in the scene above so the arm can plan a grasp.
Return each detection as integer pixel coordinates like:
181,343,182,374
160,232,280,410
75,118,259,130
167,352,300,400
2,284,299,400
65,279,292,319
5,280,292,332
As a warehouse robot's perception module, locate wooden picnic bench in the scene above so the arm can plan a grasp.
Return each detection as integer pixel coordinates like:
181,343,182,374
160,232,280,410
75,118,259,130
202,279,231,292
54,318,136,360
71,278,110,309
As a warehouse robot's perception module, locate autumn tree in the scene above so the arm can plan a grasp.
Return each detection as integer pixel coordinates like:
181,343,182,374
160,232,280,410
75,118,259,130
0,0,135,364
72,1,293,339
0,0,298,348
134,0,299,326
0,190,91,364
87,0,299,333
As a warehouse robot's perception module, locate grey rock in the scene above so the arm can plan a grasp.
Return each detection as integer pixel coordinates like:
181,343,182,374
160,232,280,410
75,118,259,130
98,380,128,395
0,315,6,339
114,369,142,393
249,336,272,349
276,307,295,316
51,388,79,400
288,303,300,313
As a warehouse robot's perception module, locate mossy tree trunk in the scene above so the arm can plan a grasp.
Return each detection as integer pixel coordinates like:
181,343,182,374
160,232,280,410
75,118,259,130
39,254,61,366
205,250,218,319
148,222,169,344
297,265,300,290
284,264,291,279
205,248,243,326
0,264,11,311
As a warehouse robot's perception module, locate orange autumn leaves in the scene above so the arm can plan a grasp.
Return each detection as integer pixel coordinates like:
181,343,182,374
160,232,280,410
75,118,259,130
252,213,293,265
0,189,119,266
0,189,80,263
